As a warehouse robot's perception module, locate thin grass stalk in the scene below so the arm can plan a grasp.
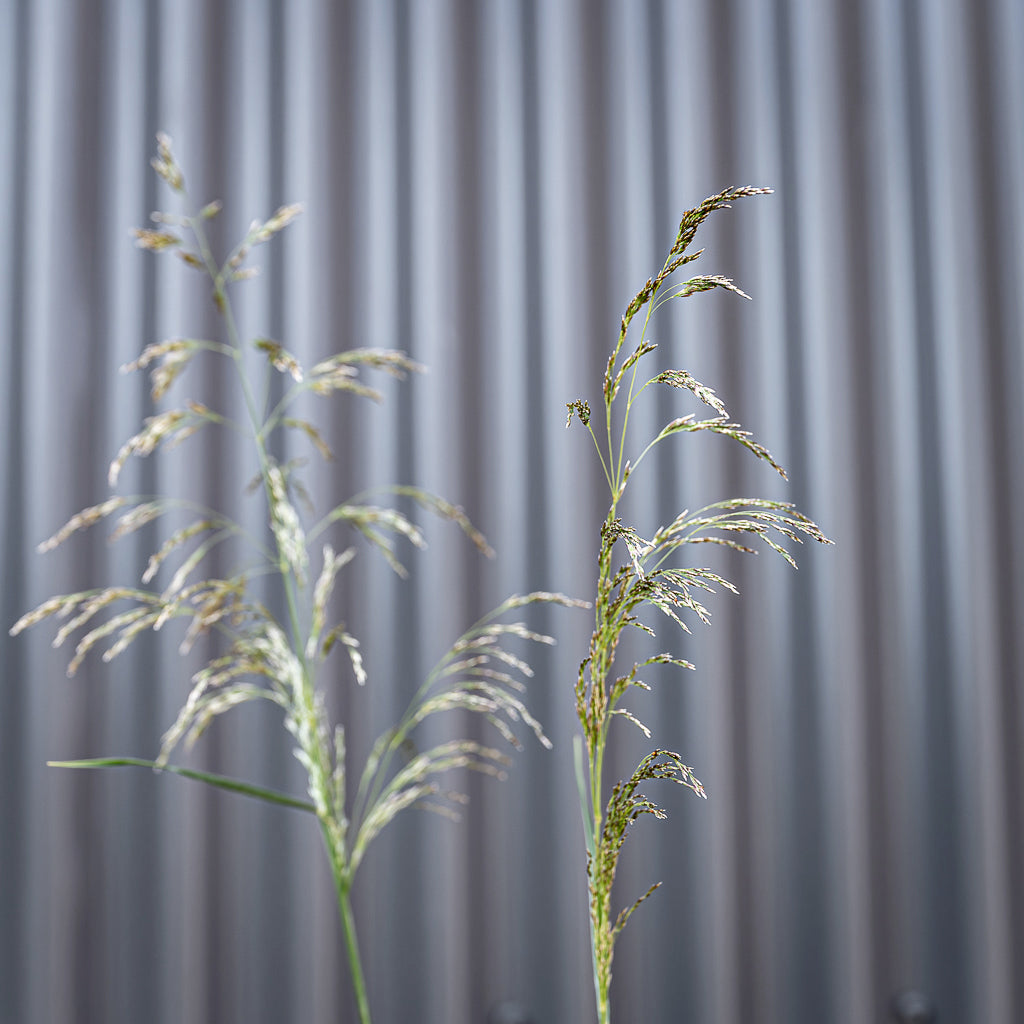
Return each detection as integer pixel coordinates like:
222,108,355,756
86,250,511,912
199,217,382,1016
199,208,378,1017
339,885,371,1024
320,820,371,1024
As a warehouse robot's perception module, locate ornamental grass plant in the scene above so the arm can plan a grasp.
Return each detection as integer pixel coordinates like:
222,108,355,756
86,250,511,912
10,134,580,1024
565,186,832,1023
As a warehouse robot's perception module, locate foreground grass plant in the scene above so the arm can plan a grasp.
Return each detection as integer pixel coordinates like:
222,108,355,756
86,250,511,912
11,134,579,1024
565,186,832,1023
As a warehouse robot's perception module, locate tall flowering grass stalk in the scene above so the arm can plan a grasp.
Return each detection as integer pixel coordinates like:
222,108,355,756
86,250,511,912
565,187,832,1023
11,134,581,1024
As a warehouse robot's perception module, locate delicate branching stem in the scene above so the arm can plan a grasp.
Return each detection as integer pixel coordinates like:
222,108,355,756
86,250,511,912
192,213,307,666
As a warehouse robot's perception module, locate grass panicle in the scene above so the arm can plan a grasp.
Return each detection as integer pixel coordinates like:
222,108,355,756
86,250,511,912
10,133,581,1024
566,187,831,1023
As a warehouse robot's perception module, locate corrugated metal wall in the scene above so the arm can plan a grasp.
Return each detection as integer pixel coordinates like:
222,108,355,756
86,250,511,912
2,1,1022,1022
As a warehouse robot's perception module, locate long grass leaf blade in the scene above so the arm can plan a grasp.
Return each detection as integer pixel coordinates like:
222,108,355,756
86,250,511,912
47,757,316,813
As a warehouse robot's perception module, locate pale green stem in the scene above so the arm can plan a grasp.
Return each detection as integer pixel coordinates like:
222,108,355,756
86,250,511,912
629,430,667,477
192,211,375,1021
587,422,615,495
260,379,306,441
202,237,306,655
321,822,372,1024
583,380,645,1022
339,885,372,1024
614,362,640,488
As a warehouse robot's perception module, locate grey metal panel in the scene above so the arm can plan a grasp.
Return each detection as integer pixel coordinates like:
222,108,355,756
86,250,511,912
2,1,1021,1021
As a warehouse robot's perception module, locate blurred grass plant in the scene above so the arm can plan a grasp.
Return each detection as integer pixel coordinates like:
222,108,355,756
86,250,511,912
565,187,832,1023
11,134,580,1024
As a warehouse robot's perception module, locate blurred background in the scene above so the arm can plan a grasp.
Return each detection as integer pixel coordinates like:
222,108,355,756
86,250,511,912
1,1,1022,1022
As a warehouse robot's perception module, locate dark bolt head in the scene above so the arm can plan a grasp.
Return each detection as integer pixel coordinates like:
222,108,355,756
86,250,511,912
488,1000,533,1024
890,989,938,1023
